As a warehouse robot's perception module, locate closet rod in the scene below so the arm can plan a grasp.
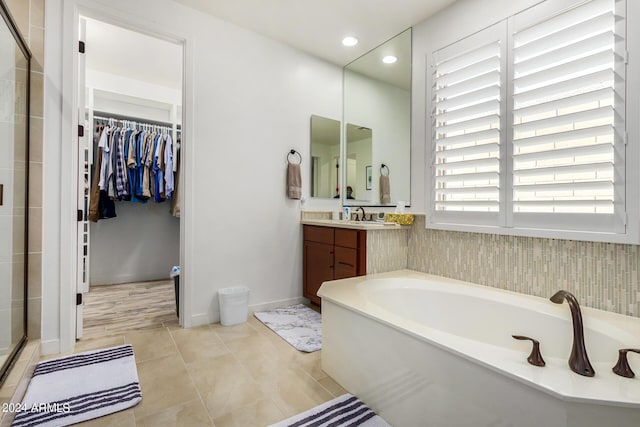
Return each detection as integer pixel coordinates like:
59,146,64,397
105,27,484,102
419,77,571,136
93,110,174,128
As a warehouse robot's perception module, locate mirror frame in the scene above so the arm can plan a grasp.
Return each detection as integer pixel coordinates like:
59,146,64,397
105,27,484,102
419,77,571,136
0,0,31,386
341,28,412,207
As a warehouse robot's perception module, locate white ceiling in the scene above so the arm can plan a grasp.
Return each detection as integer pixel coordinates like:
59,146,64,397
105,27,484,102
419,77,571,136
84,0,457,92
84,17,183,90
346,28,412,90
173,0,457,66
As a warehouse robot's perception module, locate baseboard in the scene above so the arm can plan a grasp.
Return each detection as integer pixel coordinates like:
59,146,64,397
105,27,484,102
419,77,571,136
190,312,215,328
188,297,306,329
249,297,306,314
90,274,170,286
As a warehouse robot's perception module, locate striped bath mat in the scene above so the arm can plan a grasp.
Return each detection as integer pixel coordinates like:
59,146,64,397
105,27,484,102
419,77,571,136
11,345,142,427
268,394,391,427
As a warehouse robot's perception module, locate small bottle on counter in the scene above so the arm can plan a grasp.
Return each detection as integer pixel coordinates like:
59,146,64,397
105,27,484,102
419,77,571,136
343,206,350,221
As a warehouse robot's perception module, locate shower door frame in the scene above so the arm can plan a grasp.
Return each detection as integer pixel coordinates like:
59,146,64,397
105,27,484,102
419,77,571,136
0,0,31,385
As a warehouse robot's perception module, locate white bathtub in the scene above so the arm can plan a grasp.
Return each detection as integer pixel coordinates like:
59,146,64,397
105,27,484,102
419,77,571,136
318,270,640,427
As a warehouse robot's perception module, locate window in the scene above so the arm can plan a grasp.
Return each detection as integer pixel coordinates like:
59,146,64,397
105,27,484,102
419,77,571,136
432,24,505,226
429,0,626,237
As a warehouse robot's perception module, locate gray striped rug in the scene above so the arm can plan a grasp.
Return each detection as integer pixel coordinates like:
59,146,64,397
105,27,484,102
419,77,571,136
268,394,391,427
11,345,142,427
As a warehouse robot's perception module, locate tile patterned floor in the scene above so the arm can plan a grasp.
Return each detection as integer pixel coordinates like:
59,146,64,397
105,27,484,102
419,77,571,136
82,280,179,339
62,282,346,426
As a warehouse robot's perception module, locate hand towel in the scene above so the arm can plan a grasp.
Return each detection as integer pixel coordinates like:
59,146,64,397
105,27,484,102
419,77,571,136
380,175,391,204
287,163,302,199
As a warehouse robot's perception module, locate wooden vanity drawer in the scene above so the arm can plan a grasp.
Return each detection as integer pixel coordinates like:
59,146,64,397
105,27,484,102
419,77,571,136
334,246,358,279
304,225,334,245
303,224,366,307
335,228,358,248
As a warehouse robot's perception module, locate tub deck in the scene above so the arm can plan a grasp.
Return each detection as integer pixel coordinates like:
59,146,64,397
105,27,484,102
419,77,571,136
318,270,640,427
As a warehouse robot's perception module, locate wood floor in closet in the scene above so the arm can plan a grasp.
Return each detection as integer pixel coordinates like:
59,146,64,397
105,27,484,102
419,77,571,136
82,279,178,340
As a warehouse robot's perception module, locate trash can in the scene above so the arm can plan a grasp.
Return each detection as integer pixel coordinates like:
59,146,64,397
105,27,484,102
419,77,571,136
218,286,250,326
173,274,179,317
170,266,180,317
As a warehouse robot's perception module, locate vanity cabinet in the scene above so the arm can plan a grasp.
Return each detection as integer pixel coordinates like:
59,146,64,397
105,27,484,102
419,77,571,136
303,225,366,305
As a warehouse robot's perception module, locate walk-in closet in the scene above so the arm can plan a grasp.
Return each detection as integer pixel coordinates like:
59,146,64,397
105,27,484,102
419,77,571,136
77,17,184,339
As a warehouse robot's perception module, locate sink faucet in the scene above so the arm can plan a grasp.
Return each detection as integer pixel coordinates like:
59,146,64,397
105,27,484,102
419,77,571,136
355,206,366,221
550,290,595,377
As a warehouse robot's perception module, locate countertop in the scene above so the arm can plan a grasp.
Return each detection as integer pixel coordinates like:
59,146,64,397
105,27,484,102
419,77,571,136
301,218,403,230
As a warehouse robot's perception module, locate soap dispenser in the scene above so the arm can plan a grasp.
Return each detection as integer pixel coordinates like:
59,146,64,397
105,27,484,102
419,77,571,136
343,206,350,221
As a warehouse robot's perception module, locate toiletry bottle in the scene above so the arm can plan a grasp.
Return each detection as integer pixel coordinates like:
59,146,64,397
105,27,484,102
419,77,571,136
343,206,350,221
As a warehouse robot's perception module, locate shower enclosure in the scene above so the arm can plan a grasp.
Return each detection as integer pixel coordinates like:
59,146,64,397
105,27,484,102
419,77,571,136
0,0,30,385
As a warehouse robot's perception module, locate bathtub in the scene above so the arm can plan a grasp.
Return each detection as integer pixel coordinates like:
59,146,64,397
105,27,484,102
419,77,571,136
318,270,640,427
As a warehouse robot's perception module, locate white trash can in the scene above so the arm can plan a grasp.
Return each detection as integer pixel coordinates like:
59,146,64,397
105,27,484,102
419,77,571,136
218,286,250,326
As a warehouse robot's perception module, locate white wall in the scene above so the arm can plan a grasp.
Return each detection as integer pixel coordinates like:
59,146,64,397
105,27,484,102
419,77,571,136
344,69,410,205
87,69,182,114
43,0,342,352
89,203,180,285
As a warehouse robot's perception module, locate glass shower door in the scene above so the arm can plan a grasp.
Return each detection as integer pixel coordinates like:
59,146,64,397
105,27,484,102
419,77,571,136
0,1,30,385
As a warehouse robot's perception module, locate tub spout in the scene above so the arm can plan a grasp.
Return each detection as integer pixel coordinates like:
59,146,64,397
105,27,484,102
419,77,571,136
550,290,595,377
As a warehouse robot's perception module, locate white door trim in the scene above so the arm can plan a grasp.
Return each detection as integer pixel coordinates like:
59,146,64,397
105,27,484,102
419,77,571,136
49,0,193,353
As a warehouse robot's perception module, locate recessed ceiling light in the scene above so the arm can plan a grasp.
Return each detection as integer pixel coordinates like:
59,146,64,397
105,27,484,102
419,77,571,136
342,36,359,47
382,55,398,64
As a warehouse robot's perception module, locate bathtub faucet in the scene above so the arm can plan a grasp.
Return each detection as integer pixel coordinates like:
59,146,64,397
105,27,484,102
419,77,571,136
550,290,595,377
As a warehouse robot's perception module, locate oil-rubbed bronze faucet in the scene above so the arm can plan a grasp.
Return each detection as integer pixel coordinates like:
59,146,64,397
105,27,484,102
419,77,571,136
512,335,546,367
550,290,595,377
612,349,640,378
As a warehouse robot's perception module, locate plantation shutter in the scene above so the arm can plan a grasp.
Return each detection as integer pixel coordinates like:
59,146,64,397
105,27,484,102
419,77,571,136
511,0,625,232
431,25,506,226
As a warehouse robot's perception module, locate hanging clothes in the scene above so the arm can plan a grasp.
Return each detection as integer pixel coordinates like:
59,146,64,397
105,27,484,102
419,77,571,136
91,115,178,221
114,127,129,199
92,125,118,220
89,124,105,222
170,134,180,218
164,133,174,199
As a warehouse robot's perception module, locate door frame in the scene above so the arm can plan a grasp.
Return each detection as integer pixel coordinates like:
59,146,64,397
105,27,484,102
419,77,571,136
51,0,193,354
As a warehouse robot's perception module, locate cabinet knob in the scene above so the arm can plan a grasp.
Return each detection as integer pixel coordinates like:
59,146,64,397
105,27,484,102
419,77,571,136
512,335,546,367
612,349,640,378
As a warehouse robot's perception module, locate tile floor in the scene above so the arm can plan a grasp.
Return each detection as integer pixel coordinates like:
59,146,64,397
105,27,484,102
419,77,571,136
66,314,345,426
4,281,346,426
82,280,178,339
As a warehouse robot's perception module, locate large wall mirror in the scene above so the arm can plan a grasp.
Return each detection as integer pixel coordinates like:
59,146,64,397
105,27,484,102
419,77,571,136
310,115,341,199
343,28,411,206
0,1,30,385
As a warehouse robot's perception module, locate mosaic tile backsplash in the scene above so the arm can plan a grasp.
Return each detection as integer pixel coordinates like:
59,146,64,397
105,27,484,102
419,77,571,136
366,228,409,274
408,215,640,318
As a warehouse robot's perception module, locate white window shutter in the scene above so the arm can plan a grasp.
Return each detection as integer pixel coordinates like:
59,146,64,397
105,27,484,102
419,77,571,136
511,0,625,232
430,24,506,226
427,0,627,238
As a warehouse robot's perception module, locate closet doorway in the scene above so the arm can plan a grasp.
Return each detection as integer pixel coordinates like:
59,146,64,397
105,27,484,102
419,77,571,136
76,17,184,340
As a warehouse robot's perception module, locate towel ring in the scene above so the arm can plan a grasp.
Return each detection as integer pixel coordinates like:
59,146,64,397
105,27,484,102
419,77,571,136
380,163,390,176
287,149,302,164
